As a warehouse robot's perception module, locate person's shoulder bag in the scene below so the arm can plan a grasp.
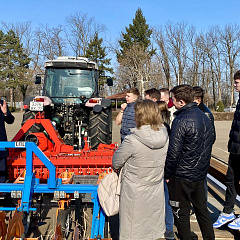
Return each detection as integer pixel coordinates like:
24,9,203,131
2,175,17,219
97,169,122,216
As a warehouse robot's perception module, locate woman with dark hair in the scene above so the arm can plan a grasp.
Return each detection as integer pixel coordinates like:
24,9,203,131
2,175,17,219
157,101,171,135
157,101,174,239
112,100,169,240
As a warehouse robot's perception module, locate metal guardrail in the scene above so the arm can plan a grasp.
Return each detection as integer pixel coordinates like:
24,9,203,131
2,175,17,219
209,155,228,186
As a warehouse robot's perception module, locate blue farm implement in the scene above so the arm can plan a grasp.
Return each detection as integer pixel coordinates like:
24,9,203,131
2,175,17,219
0,114,117,239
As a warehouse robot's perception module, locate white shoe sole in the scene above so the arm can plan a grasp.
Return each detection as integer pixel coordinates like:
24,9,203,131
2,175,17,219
228,224,240,230
213,218,235,228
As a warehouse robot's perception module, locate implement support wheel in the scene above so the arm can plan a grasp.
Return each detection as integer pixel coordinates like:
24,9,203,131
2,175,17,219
57,209,71,239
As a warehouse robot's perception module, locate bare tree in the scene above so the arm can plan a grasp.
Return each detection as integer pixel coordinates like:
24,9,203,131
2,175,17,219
187,27,204,86
117,44,154,96
218,24,240,105
153,26,171,88
165,21,188,85
145,56,165,89
65,12,106,57
199,28,222,103
35,24,67,60
1,21,34,56
1,21,45,82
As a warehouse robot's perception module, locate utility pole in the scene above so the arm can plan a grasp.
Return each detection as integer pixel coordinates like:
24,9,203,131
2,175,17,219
177,71,180,85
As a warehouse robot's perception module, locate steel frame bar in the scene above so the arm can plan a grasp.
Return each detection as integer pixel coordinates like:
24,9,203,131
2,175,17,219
0,141,106,238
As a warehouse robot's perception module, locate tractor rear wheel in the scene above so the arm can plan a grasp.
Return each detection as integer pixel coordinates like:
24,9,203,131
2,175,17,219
21,110,44,134
88,108,112,149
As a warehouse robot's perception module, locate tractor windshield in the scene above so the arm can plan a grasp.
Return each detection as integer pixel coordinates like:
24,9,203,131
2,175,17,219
44,68,96,103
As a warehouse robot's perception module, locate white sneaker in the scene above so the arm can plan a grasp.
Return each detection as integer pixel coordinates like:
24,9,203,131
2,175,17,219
228,216,240,230
213,212,236,228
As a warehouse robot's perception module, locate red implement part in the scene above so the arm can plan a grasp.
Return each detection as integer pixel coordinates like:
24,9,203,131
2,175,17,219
0,212,7,238
11,112,74,153
6,210,25,240
7,112,117,181
53,223,63,240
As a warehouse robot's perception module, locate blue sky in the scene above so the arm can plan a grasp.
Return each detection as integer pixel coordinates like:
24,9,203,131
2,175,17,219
0,0,237,41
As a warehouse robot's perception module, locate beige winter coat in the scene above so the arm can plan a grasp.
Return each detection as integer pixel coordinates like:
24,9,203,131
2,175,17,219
112,125,169,240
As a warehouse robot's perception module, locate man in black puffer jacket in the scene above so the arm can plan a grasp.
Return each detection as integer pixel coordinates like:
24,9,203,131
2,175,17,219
165,85,215,240
213,70,240,230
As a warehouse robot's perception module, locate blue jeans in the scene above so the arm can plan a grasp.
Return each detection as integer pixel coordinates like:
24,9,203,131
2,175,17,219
164,180,174,232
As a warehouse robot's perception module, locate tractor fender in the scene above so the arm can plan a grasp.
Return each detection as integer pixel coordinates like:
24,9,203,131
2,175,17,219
32,96,53,106
86,98,111,113
23,96,34,107
101,98,111,107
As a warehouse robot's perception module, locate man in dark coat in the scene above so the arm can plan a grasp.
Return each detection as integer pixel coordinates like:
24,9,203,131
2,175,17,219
165,85,215,240
193,86,216,200
0,99,15,183
213,70,240,230
193,86,216,143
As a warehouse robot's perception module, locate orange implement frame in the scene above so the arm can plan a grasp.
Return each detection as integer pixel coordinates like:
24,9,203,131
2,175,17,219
7,112,117,181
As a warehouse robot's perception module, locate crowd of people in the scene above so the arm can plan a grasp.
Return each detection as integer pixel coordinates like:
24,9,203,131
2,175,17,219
1,70,240,239
112,70,240,240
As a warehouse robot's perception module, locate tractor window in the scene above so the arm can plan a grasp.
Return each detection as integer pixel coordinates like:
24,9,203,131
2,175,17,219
44,68,95,102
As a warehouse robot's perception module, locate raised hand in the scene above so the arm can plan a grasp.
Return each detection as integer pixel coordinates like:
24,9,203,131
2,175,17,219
0,100,7,115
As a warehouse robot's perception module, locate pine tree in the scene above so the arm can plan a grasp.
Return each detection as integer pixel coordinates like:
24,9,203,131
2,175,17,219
117,8,155,94
85,32,113,93
85,32,113,73
0,31,6,90
0,30,31,104
117,8,155,60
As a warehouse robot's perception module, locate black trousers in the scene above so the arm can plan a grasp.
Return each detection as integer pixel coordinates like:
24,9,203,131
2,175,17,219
223,153,240,214
0,157,7,183
109,214,119,240
168,176,215,240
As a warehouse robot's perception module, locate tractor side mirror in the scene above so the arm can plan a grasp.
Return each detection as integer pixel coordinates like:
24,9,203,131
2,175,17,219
107,78,113,86
35,76,41,84
99,70,105,77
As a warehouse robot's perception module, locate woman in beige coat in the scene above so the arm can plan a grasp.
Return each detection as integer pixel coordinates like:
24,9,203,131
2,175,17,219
112,100,169,240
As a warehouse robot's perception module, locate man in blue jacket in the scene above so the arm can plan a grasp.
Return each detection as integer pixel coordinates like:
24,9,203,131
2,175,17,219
0,99,15,183
165,85,215,240
115,88,140,142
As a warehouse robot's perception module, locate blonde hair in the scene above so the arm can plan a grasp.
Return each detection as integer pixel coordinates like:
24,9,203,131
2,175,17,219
134,100,163,131
156,101,170,126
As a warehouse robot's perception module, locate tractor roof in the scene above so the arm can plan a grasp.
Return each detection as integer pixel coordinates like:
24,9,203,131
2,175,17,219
44,56,98,70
